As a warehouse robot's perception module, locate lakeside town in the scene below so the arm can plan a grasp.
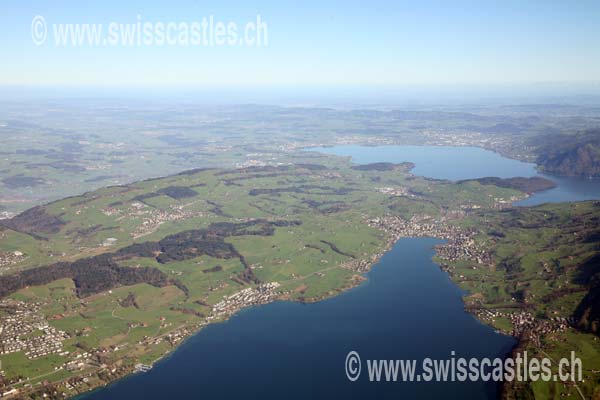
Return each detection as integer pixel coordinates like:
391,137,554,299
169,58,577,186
209,282,281,320
364,213,492,269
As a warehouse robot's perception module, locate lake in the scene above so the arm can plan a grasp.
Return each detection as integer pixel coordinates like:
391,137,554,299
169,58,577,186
311,145,600,206
81,238,514,400
83,145,600,400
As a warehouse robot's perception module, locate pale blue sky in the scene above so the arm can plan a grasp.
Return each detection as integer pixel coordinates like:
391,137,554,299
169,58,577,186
1,0,599,87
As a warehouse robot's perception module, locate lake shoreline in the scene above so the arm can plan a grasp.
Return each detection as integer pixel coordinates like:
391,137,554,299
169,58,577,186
80,233,516,399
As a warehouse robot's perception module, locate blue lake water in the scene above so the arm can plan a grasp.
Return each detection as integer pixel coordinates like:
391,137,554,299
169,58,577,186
82,145,600,400
312,145,538,181
82,238,514,400
311,145,600,206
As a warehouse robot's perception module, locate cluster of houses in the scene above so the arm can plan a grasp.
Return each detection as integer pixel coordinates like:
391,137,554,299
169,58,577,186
377,186,409,197
0,251,25,272
473,307,572,344
367,214,491,265
508,312,572,343
209,282,281,320
0,211,14,220
63,352,94,372
0,300,69,359
102,201,205,239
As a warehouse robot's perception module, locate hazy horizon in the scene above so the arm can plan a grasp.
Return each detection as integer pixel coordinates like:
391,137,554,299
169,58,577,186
3,82,600,108
4,0,600,87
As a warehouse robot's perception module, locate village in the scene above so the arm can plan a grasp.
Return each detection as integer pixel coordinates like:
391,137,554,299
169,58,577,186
377,186,410,197
0,251,26,274
0,299,69,360
102,201,206,239
209,282,281,320
473,308,572,343
366,214,491,266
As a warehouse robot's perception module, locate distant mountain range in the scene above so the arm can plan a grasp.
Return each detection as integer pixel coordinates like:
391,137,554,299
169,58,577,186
534,130,600,178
